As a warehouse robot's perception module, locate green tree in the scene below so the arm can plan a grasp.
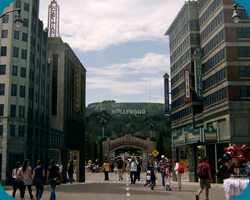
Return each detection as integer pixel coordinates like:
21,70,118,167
98,110,110,138
156,132,164,160
92,141,97,163
98,140,103,166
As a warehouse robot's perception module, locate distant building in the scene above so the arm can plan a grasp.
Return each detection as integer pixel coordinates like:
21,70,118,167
0,0,49,184
165,0,250,183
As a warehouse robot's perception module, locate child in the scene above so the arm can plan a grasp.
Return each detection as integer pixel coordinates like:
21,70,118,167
144,171,151,186
165,164,172,191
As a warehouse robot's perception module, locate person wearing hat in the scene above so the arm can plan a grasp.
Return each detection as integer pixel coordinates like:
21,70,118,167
159,155,167,188
173,159,183,191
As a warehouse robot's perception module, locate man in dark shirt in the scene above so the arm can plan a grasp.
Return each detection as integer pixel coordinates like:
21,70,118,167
116,157,124,181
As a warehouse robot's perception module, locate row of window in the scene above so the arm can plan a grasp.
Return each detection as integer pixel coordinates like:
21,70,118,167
240,86,250,97
202,29,224,57
204,87,227,107
2,15,29,27
238,47,250,57
200,0,222,26
199,0,209,11
170,22,190,51
172,107,192,122
171,49,191,78
0,46,27,60
0,65,27,77
237,28,250,38
0,125,25,137
237,9,249,20
2,30,28,42
172,67,185,86
201,11,224,42
16,0,29,12
172,82,185,98
170,36,190,63
0,84,25,97
172,95,185,110
203,67,227,90
202,48,225,74
0,104,25,117
239,66,250,77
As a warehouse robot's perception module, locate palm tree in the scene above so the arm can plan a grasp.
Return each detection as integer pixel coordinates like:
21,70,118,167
98,110,110,138
147,119,156,138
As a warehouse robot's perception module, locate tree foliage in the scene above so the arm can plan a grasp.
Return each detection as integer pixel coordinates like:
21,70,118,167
92,141,97,163
98,140,103,166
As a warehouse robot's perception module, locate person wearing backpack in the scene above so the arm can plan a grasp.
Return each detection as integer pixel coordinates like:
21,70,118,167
196,156,213,200
12,161,25,200
173,159,184,191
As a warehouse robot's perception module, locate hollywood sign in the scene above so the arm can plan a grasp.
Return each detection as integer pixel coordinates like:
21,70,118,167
111,109,146,115
111,141,147,149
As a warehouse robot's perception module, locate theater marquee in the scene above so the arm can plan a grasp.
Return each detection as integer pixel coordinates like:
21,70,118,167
74,66,81,112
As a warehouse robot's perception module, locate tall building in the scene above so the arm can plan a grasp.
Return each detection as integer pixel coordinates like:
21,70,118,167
47,0,86,182
165,0,250,183
0,0,49,184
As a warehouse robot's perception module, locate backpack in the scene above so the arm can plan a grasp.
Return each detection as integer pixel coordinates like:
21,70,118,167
178,163,184,173
197,163,208,179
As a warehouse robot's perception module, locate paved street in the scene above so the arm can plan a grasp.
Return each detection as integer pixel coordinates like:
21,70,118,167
3,171,226,200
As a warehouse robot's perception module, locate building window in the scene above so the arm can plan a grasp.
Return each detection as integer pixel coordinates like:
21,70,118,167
10,125,15,136
22,33,28,42
0,84,5,95
11,84,17,96
237,28,244,38
20,67,26,78
0,125,3,136
239,66,247,77
240,86,249,97
10,105,16,117
1,47,7,56
21,49,27,60
12,65,18,76
23,18,28,27
238,47,246,57
2,15,9,23
2,30,8,38
14,30,19,40
19,106,25,118
13,47,19,58
16,0,21,8
24,3,29,12
192,34,199,43
0,65,6,75
0,104,4,116
246,28,250,38
191,20,197,29
20,86,25,98
19,126,24,137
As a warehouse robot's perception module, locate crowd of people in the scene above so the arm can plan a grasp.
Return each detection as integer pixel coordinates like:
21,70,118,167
11,159,76,200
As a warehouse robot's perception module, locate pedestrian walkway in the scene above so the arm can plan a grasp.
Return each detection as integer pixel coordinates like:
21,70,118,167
2,172,226,200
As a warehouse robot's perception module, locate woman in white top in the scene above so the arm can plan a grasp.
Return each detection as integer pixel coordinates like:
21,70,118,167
173,159,182,191
12,161,25,200
56,161,63,173
21,159,34,199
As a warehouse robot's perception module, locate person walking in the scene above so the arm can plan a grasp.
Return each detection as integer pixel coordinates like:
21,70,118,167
56,161,63,173
165,164,172,191
67,160,74,183
173,159,183,191
136,157,142,181
129,156,138,184
150,167,157,190
159,155,167,188
116,157,124,181
102,158,111,181
110,157,115,172
12,161,25,200
21,159,35,199
32,160,45,200
196,156,213,200
46,159,63,200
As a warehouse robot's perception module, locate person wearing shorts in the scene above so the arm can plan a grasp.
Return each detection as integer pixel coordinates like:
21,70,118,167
196,156,213,200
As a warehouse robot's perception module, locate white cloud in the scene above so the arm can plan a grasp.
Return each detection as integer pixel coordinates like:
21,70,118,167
39,0,186,52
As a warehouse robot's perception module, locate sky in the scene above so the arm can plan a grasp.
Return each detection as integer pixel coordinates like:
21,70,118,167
38,0,187,106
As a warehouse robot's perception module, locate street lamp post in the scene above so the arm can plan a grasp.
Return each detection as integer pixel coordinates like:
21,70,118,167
231,4,244,23
0,8,23,27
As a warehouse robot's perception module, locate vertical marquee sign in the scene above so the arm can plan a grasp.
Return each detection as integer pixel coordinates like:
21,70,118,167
48,0,60,37
74,66,81,112
163,73,170,116
184,70,191,103
191,45,203,100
